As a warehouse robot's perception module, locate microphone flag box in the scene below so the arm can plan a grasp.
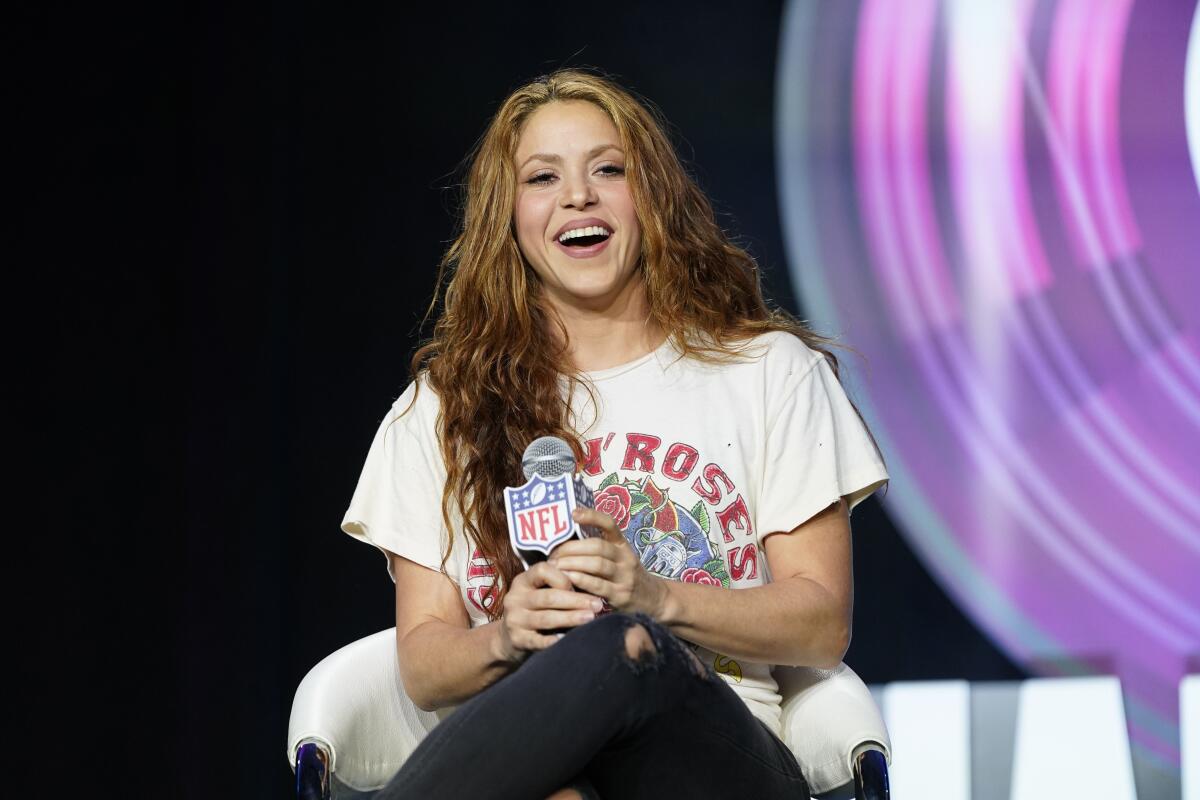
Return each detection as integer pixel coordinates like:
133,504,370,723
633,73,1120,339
505,472,596,568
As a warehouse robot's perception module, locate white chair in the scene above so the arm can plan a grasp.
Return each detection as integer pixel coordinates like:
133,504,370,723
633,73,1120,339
288,628,892,799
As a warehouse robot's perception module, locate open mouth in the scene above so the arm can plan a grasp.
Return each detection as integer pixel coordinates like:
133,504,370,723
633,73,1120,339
554,229,613,258
556,223,613,247
561,232,610,248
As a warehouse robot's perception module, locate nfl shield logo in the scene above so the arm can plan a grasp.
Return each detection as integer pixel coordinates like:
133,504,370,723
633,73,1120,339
505,473,578,558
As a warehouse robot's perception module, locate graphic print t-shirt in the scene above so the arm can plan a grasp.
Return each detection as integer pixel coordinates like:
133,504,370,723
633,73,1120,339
341,331,889,735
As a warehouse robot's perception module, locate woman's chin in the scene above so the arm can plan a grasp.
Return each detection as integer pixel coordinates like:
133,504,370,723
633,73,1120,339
546,280,641,312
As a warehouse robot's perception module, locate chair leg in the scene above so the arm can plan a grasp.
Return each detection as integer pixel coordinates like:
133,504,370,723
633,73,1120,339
853,748,889,800
295,740,331,800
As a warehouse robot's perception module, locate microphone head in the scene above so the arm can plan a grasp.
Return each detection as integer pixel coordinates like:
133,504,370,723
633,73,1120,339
522,436,577,480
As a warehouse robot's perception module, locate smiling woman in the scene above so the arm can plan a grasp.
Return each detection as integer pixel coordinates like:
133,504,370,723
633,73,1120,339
340,67,889,800
513,101,644,334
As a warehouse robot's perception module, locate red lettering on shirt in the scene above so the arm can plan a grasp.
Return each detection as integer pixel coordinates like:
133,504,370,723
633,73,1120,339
467,583,498,613
693,463,735,506
716,494,752,543
728,543,759,581
621,433,662,473
583,437,603,476
661,442,699,481
466,559,494,581
466,548,498,614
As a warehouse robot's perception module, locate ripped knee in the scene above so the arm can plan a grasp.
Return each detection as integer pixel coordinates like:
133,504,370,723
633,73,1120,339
623,624,657,663
620,623,666,677
619,620,711,681
606,614,716,683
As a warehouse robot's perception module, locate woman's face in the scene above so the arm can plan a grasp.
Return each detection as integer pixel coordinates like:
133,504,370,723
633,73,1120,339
513,100,643,316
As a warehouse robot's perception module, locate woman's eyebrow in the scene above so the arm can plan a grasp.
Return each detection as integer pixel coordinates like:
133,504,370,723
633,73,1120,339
520,143,623,169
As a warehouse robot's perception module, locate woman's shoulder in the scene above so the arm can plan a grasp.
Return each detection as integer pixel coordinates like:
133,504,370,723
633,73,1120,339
730,330,827,381
381,374,442,434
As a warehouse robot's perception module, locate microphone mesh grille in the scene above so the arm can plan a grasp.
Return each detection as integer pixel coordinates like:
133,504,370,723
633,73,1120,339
522,436,577,479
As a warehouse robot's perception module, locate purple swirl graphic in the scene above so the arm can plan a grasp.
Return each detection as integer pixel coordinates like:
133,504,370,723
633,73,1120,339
778,0,1200,778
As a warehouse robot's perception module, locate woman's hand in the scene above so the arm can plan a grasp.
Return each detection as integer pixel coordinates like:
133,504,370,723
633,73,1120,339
496,561,604,664
549,507,668,618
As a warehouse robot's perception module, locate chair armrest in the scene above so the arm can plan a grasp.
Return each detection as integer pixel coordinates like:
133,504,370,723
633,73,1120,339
775,663,891,796
287,628,445,792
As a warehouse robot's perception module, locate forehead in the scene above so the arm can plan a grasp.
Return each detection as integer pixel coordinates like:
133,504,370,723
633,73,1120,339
514,101,621,160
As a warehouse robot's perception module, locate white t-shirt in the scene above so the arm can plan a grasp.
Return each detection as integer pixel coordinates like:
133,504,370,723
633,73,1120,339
341,330,889,735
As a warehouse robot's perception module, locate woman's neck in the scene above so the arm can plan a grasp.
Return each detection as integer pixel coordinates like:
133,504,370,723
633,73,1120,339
546,290,665,372
564,316,665,373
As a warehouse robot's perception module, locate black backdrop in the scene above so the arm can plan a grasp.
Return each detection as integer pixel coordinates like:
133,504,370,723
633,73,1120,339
25,1,1026,796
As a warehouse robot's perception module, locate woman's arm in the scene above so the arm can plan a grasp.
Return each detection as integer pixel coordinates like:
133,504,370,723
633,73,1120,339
391,553,603,711
658,498,852,668
391,554,513,711
551,498,853,669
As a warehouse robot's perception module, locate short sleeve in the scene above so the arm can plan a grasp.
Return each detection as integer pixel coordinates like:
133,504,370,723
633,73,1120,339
340,382,452,583
756,355,889,538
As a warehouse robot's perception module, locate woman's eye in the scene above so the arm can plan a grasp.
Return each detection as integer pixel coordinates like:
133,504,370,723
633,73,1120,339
526,165,623,185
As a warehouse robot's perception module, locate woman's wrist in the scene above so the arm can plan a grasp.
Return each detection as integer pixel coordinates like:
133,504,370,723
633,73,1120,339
487,619,521,667
653,577,683,627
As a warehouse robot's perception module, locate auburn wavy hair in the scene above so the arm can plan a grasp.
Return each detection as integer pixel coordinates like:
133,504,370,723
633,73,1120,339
406,68,884,620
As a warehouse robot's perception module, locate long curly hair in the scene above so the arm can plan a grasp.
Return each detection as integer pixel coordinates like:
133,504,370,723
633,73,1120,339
407,68,883,619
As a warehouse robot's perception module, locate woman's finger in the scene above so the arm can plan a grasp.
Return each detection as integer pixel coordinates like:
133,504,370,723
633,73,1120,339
529,587,601,612
525,561,574,591
514,629,561,652
531,608,597,631
572,507,622,540
507,603,592,642
562,570,615,599
551,555,616,579
550,538,611,559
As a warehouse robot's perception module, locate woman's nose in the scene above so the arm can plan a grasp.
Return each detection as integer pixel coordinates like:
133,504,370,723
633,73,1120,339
559,175,598,209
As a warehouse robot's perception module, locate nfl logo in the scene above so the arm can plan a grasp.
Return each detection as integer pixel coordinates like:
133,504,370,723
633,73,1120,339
505,473,579,558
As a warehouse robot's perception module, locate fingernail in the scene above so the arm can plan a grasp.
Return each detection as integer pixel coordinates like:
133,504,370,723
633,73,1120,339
577,612,595,623
555,633,565,641
590,598,604,612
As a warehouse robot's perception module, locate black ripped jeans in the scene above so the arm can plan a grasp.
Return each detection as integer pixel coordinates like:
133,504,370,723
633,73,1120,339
376,612,810,799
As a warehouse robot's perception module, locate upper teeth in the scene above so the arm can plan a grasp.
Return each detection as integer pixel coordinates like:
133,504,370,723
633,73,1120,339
558,226,611,244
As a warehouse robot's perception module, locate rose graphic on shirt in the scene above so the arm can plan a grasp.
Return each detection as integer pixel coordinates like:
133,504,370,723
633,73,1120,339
593,483,632,531
595,472,730,587
680,567,722,586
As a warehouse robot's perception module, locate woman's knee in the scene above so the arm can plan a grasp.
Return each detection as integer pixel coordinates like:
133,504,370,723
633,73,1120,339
562,610,636,648
562,612,691,674
616,614,711,680
561,612,655,660
623,622,656,663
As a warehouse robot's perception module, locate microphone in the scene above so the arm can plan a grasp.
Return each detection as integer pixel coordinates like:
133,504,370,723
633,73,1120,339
505,436,615,628
504,435,600,570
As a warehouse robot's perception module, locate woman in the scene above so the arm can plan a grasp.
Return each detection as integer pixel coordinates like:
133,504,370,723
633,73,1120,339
342,68,889,799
